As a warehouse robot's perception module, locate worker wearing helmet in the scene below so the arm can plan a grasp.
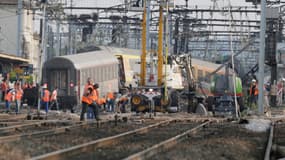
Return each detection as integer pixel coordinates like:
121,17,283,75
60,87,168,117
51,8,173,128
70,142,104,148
80,78,93,121
106,90,115,112
89,83,100,120
41,85,50,113
249,79,258,106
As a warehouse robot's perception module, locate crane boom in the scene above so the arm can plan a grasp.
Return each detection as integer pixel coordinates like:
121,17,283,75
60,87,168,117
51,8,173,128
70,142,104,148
157,6,164,86
140,2,147,86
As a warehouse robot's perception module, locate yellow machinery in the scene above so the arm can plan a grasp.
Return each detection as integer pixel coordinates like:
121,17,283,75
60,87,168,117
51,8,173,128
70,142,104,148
130,1,174,113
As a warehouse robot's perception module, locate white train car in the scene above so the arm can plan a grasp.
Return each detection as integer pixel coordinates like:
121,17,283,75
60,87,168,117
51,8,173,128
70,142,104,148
42,49,119,110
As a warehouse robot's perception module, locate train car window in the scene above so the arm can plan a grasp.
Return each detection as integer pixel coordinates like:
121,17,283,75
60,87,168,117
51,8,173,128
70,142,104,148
114,64,117,79
192,67,196,79
109,65,112,80
107,66,110,80
105,66,108,80
97,67,102,82
106,66,109,80
205,71,210,82
50,70,67,95
198,69,203,81
102,66,104,81
98,66,101,82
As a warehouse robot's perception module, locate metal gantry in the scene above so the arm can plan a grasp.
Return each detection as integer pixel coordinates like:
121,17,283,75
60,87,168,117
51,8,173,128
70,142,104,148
15,0,285,83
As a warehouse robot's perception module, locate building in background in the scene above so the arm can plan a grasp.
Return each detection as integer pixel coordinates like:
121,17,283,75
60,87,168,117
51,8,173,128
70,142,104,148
0,0,38,82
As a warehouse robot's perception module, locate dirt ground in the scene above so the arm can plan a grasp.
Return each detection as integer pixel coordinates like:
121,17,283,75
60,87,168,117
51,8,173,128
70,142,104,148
0,119,160,160
271,122,285,160
150,122,268,160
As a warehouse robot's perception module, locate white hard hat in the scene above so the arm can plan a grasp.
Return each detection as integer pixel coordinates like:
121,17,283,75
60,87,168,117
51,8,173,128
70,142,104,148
252,79,256,82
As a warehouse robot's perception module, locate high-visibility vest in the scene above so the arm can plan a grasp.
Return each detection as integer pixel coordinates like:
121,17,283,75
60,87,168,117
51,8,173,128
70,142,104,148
15,89,23,100
98,98,106,105
250,84,258,96
82,86,93,104
107,92,114,100
42,90,50,102
83,84,93,96
82,95,91,104
90,89,98,103
1,82,7,91
5,91,13,102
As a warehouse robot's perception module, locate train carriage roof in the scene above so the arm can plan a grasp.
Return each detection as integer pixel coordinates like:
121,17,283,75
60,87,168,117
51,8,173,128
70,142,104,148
191,58,225,74
43,49,118,70
99,46,141,56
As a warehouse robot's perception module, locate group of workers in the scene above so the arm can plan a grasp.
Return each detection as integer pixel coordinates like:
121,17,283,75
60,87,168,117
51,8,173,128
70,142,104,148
80,77,130,121
249,78,284,108
0,75,131,120
1,79,23,114
0,78,58,114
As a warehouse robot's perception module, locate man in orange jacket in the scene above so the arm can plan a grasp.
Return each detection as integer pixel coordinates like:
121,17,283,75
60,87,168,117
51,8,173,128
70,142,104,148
106,91,115,112
41,86,50,113
80,78,93,121
88,83,100,120
249,79,258,106
5,89,14,113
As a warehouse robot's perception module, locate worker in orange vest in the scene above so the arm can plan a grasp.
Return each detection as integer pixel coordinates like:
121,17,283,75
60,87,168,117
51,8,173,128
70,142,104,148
5,89,15,113
15,82,23,114
41,85,50,113
1,79,8,102
80,78,93,121
88,83,101,120
106,91,115,112
249,79,258,106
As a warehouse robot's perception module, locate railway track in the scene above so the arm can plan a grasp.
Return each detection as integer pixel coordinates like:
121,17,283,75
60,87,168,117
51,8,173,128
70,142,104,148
270,120,285,160
148,121,270,160
0,115,277,160
0,117,163,159
31,118,219,160
0,120,81,143
0,115,27,122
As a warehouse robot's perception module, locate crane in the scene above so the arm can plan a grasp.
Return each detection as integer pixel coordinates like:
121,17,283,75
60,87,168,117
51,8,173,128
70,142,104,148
130,0,177,113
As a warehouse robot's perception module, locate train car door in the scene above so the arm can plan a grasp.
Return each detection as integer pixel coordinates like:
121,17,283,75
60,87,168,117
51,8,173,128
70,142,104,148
48,69,68,96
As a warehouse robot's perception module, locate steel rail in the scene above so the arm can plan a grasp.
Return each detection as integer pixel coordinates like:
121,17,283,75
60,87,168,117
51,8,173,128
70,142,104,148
0,115,26,122
123,120,211,160
31,119,175,160
0,121,105,143
264,123,274,160
0,120,74,132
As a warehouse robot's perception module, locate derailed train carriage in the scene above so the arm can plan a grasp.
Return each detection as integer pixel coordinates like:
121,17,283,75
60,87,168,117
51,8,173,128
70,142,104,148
42,49,119,111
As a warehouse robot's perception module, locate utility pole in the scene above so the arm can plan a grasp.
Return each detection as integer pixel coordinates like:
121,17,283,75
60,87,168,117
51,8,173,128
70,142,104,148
146,0,150,53
258,0,266,114
56,20,60,57
17,0,22,57
37,2,47,112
